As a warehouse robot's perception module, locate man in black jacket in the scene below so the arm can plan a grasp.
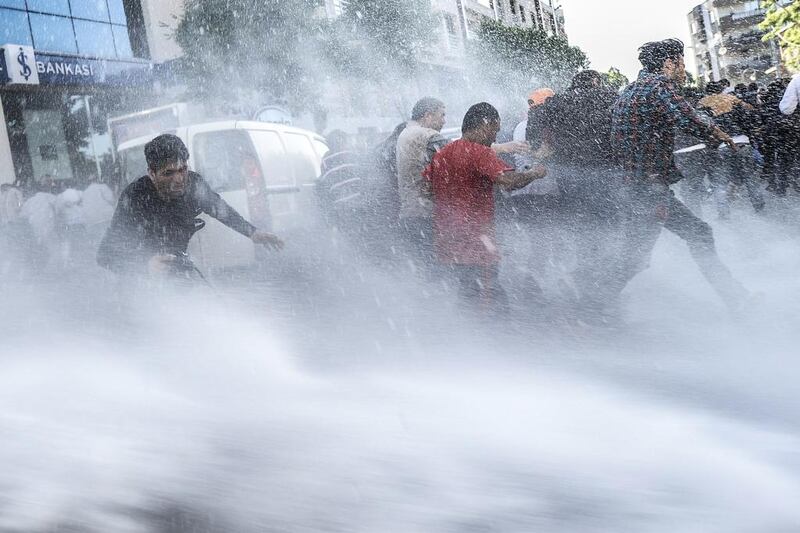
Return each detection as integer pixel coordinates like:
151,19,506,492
529,70,622,301
97,134,283,275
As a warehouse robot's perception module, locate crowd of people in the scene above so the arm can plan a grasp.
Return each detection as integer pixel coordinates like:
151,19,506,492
0,175,116,276
319,38,800,323
3,37,799,326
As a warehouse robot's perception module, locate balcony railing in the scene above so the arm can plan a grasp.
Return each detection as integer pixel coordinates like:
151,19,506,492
731,8,766,21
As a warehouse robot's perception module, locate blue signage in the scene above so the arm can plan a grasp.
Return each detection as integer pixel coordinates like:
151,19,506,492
1,46,152,86
34,53,153,86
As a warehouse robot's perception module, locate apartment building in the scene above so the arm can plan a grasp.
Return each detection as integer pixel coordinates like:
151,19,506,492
688,0,783,85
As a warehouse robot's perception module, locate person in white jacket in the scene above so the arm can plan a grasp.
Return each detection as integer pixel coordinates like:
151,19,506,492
55,182,85,269
20,186,57,271
779,74,800,115
81,176,116,245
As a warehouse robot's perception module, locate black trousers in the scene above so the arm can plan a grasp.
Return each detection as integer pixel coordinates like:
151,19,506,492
451,264,508,313
587,182,746,310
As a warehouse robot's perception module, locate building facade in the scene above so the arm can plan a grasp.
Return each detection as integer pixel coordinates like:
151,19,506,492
0,0,164,186
688,0,783,85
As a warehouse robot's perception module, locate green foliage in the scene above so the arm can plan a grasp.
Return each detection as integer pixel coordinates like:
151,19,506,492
336,0,438,78
174,0,330,114
760,0,800,72
604,67,629,91
470,19,589,97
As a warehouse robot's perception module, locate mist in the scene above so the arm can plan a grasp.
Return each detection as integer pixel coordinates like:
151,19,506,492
2,191,800,531
3,0,800,531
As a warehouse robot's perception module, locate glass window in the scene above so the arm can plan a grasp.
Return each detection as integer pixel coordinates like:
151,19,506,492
193,130,256,192
0,0,26,9
283,133,321,184
27,0,70,16
74,19,115,57
106,0,127,24
0,8,32,46
70,0,110,21
30,13,77,54
120,146,148,185
112,24,132,58
249,130,294,218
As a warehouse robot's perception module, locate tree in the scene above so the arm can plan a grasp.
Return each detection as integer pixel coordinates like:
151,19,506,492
174,0,331,116
604,67,630,91
336,0,438,79
760,0,800,73
469,20,589,109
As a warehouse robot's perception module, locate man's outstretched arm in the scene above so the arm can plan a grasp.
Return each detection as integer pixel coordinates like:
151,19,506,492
195,175,284,250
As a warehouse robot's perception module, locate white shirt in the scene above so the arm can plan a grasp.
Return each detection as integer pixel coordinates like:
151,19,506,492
779,74,800,116
512,119,527,142
21,192,56,241
55,188,84,226
509,120,560,197
81,182,115,226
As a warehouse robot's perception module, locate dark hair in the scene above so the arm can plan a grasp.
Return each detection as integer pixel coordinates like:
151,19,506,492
145,133,189,171
325,129,350,153
705,81,723,95
638,38,684,73
411,97,445,121
461,102,499,133
570,70,604,91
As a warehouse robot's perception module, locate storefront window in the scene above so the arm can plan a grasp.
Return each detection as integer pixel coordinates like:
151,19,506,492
26,0,70,16
29,13,77,54
3,90,141,187
74,19,116,57
0,0,26,9
107,0,127,25
112,25,133,58
69,0,110,22
0,8,33,46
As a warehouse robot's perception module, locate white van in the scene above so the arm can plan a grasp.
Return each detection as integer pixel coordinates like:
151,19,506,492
116,121,329,271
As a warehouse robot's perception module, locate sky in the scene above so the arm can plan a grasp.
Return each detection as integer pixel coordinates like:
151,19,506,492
560,0,701,80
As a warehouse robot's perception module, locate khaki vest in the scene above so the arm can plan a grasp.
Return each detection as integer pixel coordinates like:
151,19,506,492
395,120,439,219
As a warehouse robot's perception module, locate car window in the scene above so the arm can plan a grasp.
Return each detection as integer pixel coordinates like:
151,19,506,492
283,132,322,184
249,129,294,217
249,130,293,187
192,130,257,192
120,146,148,184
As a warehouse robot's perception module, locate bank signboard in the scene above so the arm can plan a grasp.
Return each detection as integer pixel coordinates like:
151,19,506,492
1,44,151,87
1,44,40,85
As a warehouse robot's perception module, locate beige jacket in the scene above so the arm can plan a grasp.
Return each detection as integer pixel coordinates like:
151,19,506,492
395,120,447,220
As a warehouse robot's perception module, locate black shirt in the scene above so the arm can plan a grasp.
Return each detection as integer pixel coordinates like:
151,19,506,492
97,171,256,273
530,86,618,168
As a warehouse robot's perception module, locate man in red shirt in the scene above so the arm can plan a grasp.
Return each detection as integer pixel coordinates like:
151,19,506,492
424,102,547,310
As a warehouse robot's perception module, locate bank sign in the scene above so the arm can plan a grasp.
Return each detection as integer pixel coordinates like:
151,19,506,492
0,45,40,85
1,43,151,86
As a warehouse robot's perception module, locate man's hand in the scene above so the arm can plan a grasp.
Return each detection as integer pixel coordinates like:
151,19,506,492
251,230,284,251
714,128,737,152
148,254,176,275
496,164,548,191
529,163,548,180
533,142,554,160
492,141,530,155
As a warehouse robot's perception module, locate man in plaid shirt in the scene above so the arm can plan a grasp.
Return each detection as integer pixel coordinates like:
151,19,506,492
591,39,748,316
